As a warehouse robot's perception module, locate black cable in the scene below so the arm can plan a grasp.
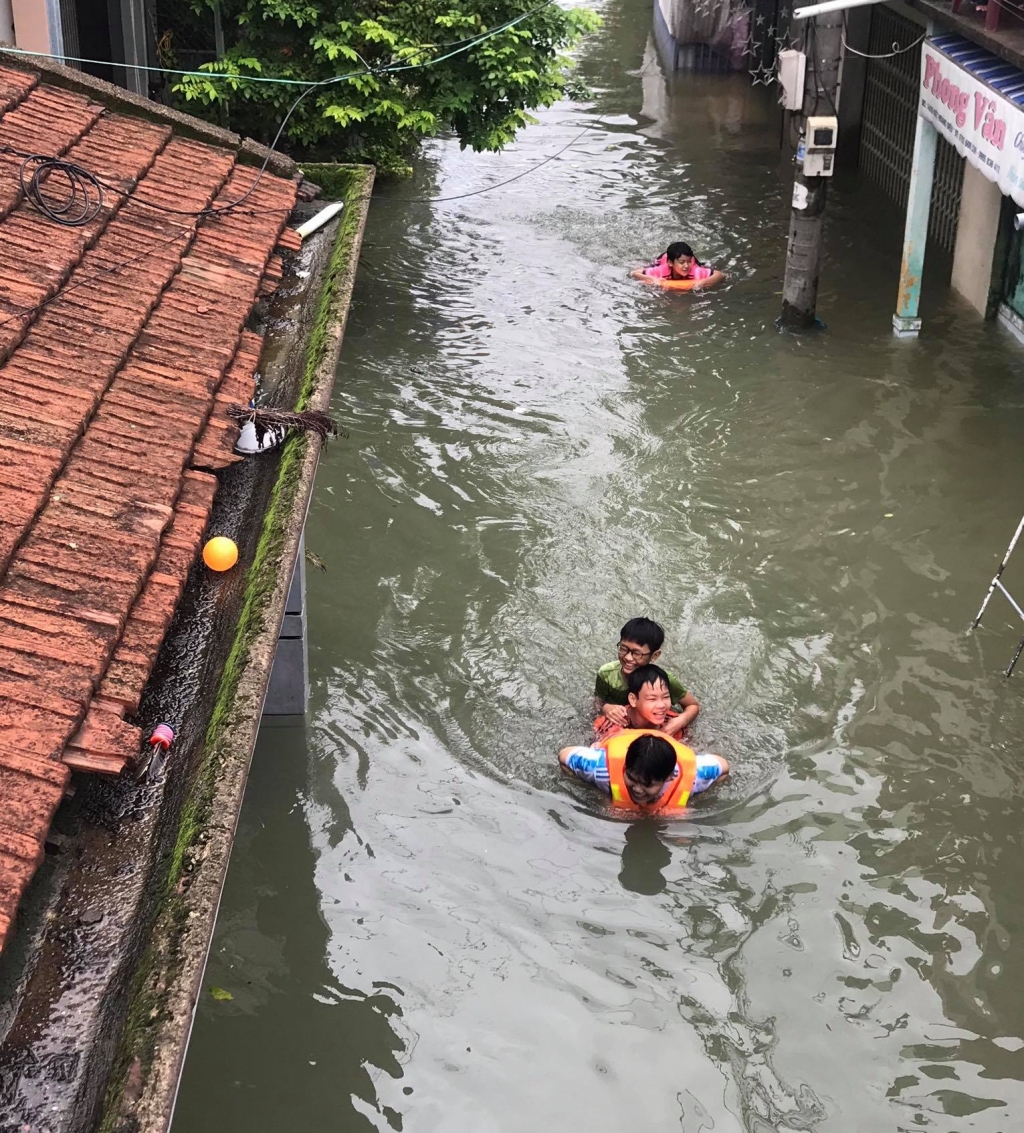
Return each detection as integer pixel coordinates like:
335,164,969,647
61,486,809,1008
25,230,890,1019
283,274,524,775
0,115,599,343
3,107,602,223
0,1,587,335
0,0,562,227
183,2,558,219
19,154,105,226
806,20,839,118
0,223,194,332
371,120,599,204
0,105,602,336
136,0,567,217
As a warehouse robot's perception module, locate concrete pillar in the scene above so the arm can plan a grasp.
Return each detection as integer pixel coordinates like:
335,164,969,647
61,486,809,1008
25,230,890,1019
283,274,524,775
11,0,64,56
950,163,1003,318
893,115,938,338
780,11,843,330
0,0,15,45
263,532,309,717
781,173,829,328
651,0,679,73
120,0,148,95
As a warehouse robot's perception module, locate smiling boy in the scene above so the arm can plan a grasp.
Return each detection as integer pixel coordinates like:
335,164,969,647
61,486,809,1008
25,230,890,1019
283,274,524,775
594,617,698,737
560,666,728,810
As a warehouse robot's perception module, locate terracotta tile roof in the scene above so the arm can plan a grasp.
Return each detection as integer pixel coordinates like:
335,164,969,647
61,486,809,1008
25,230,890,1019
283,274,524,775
0,65,301,952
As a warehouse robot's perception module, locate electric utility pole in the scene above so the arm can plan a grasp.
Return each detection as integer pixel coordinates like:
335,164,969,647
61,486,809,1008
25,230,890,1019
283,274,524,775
780,11,844,329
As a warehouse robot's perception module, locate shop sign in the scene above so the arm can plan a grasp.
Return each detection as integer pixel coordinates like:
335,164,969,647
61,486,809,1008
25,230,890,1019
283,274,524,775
920,40,1024,208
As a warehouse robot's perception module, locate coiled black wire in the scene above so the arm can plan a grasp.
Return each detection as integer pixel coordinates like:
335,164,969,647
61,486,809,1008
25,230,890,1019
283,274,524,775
18,154,104,227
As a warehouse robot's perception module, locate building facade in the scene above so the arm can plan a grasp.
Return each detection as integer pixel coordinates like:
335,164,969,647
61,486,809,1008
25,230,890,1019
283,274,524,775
650,0,1024,340
840,0,1024,339
893,17,1024,339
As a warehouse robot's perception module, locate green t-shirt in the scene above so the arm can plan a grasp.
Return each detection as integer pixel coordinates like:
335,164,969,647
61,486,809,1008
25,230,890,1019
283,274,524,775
593,660,687,706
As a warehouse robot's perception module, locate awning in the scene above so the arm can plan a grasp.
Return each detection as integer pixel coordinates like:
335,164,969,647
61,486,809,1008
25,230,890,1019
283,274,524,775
930,34,1024,104
920,34,1024,208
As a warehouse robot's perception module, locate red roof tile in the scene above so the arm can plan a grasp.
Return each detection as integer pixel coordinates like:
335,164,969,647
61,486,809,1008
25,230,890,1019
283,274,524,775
0,66,298,952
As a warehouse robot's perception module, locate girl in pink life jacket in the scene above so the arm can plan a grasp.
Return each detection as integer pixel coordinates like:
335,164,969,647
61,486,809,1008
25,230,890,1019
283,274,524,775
631,241,726,291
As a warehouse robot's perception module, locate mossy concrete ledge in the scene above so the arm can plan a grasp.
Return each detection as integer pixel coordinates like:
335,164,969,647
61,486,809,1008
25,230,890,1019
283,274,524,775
102,164,375,1133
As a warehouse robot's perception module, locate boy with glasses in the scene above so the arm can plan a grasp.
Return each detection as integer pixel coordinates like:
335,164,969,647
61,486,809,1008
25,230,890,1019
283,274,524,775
594,617,698,738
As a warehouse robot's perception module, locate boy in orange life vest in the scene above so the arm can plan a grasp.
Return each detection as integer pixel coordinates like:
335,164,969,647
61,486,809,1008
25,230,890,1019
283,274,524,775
558,730,728,811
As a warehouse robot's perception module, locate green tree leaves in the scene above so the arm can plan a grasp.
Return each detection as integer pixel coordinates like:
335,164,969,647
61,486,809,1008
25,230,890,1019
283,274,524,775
171,0,598,174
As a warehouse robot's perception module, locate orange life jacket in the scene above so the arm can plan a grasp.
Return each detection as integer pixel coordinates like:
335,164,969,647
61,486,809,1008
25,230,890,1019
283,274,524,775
598,728,697,811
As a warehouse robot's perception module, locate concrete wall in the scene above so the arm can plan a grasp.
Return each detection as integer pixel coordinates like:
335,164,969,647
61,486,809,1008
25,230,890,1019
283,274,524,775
951,162,1004,317
0,0,14,44
10,0,61,54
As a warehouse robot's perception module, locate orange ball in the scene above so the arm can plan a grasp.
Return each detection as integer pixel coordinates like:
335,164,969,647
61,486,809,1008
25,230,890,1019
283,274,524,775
203,536,238,572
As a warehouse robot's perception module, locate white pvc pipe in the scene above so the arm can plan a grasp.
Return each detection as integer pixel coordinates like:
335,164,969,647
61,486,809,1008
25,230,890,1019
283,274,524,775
295,202,344,239
794,0,885,20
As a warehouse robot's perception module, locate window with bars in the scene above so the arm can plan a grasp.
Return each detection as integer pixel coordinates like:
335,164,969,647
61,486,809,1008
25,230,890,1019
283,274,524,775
858,4,964,252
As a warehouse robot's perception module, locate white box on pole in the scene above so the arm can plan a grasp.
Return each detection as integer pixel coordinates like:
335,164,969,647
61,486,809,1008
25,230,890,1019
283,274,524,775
803,115,838,176
778,50,807,111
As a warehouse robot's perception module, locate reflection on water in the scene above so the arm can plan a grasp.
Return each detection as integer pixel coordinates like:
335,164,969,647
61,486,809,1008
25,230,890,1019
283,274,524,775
174,0,1024,1127
174,727,408,1131
618,821,673,894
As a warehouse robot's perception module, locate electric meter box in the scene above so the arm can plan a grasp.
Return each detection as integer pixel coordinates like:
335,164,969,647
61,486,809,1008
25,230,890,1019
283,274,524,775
777,50,806,112
803,115,838,177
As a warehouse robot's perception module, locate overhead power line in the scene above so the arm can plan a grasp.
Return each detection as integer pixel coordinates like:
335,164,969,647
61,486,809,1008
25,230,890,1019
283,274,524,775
3,2,563,224
0,0,589,332
0,2,558,87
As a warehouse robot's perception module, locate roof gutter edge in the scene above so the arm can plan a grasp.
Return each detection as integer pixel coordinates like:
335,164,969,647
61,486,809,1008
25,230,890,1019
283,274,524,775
100,164,375,1133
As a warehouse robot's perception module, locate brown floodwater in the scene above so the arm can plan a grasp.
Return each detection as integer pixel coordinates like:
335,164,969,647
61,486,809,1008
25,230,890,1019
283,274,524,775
173,2,1024,1129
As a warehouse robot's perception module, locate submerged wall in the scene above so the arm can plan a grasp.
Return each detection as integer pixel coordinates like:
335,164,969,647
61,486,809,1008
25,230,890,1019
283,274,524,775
951,161,1003,317
104,164,374,1133
653,0,752,72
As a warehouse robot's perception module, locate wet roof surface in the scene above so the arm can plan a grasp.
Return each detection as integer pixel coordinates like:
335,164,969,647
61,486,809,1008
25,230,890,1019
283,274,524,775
0,65,299,953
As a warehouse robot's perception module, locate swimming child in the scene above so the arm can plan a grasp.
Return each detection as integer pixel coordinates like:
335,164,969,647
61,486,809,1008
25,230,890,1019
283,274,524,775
631,241,726,291
595,618,698,737
558,719,728,813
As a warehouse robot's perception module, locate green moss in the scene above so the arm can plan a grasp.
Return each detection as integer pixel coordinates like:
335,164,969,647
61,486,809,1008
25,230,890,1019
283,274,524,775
294,164,373,410
163,439,305,890
298,162,363,203
166,162,372,894
97,163,372,1133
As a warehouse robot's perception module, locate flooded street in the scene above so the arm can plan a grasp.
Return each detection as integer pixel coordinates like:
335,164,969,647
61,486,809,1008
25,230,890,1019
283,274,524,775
174,0,1024,1128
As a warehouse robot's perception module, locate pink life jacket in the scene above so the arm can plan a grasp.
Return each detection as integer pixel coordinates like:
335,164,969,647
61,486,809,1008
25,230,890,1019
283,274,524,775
645,253,713,281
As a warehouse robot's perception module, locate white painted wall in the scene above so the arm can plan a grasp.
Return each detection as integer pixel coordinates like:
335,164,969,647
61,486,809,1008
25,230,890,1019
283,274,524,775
951,162,1004,318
